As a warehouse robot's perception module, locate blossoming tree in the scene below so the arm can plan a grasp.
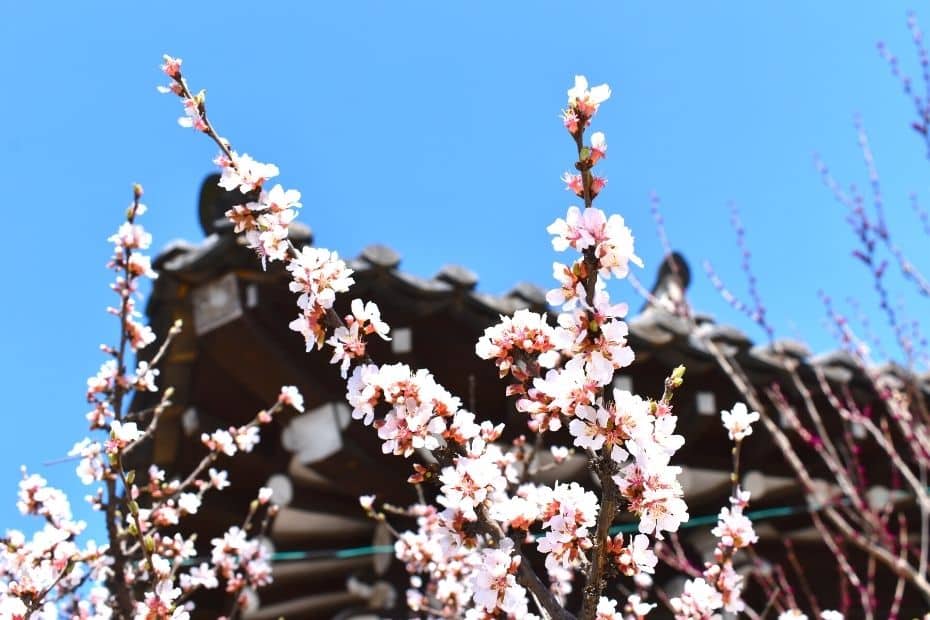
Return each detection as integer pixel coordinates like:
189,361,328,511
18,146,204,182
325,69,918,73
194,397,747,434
149,58,846,620
0,49,880,619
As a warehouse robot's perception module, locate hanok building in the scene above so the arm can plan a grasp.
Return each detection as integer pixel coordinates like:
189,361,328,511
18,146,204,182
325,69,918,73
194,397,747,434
134,177,927,618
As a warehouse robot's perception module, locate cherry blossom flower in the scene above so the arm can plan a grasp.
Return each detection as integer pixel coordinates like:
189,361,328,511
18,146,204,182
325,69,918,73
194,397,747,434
568,406,610,451
670,578,723,620
278,385,304,412
589,131,607,164
160,54,182,78
217,152,280,194
286,247,355,349
562,171,607,198
69,439,104,485
470,540,529,616
607,533,657,576
377,400,446,457
201,429,236,456
547,260,588,309
138,579,187,619
208,468,230,490
108,420,144,453
233,426,260,453
594,596,622,620
537,482,598,572
711,492,757,550
720,402,760,442
476,309,560,381
563,75,611,132
180,563,219,591
438,452,508,521
327,299,391,377
173,90,207,133
359,495,375,511
626,594,657,618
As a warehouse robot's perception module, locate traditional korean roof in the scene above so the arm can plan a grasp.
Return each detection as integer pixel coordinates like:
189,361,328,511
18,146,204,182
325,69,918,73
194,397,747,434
134,175,926,618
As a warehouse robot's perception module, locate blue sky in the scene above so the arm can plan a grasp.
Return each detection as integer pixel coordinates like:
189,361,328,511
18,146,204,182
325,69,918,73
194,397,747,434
2,2,929,537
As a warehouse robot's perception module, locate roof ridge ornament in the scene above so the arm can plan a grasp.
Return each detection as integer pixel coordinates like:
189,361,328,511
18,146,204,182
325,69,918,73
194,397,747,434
643,251,691,316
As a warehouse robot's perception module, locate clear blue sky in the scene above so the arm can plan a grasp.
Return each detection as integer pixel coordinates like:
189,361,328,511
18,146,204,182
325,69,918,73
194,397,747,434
1,2,928,537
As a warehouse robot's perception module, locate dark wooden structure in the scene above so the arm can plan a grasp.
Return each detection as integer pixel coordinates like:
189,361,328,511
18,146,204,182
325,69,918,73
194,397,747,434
134,176,930,618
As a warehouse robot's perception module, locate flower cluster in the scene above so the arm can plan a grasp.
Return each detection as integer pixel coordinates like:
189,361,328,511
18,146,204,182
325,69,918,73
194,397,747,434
671,404,762,617
0,472,109,618
438,443,511,521
393,504,477,615
0,176,295,617
536,482,598,572
548,206,642,280
605,532,658,578
611,414,689,537
562,75,611,134
159,56,301,267
346,362,468,454
287,246,355,350
670,578,724,620
210,523,274,598
476,309,560,382
471,540,530,617
327,298,391,377
157,64,730,620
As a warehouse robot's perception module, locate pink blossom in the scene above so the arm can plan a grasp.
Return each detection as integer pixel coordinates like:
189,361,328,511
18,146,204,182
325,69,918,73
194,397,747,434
608,533,658,576
109,222,152,251
537,482,597,572
626,594,657,618
438,453,508,521
720,402,760,442
178,94,207,132
711,497,757,551
201,429,236,456
278,385,304,412
69,439,103,485
470,539,528,616
476,309,559,382
208,468,230,490
589,131,607,164
595,597,622,620
161,55,182,78
670,578,723,620
108,421,143,453
327,299,391,377
563,75,611,131
561,171,607,199
217,152,280,194
233,426,260,453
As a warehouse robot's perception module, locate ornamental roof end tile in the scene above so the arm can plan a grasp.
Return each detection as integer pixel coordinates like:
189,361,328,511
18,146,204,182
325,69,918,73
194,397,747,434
436,264,479,290
359,244,402,269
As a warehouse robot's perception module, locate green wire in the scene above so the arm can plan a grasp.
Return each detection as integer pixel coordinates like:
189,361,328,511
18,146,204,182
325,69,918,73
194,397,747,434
270,544,395,562
608,503,806,535
268,504,809,562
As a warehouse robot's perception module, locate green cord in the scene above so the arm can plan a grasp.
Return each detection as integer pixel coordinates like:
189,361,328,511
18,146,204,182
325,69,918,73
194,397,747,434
268,504,809,562
608,503,807,535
